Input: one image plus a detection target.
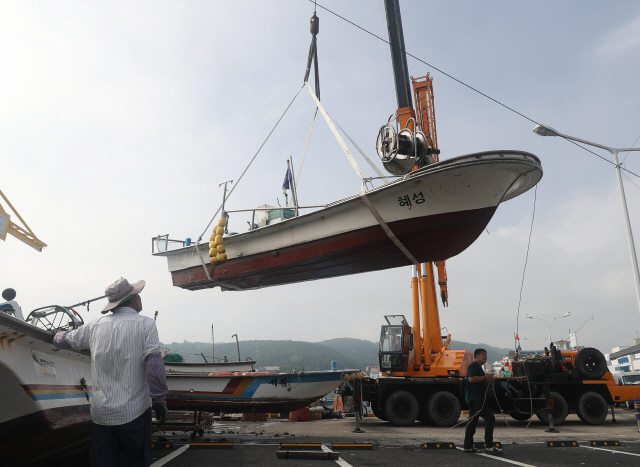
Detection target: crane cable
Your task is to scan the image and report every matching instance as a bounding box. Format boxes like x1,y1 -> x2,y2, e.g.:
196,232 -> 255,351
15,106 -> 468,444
515,185 -> 538,351
197,83 -> 305,242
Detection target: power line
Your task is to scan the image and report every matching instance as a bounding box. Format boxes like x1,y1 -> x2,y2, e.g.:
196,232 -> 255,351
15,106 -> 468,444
621,132 -> 640,164
310,1 -> 640,179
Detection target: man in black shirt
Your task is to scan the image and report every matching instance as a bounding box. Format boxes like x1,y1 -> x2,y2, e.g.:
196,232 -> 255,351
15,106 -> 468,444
463,348 -> 503,455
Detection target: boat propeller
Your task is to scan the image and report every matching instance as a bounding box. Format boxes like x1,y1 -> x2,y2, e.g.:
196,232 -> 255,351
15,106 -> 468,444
376,117 -> 439,175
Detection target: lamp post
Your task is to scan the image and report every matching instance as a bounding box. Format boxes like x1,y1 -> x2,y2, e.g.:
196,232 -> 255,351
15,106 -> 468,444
569,315 -> 594,350
533,124 -> 640,318
525,312 -> 571,343
232,334 -> 241,361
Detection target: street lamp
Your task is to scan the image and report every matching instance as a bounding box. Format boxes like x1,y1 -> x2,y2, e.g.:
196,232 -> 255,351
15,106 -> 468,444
569,315 -> 594,349
533,124 -> 640,318
231,333 -> 241,361
525,312 -> 571,343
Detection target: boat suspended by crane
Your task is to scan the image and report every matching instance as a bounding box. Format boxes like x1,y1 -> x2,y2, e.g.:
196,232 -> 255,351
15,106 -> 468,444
154,3 -> 543,292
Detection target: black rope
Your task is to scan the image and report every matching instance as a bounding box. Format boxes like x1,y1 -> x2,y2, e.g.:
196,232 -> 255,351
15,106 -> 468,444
515,185 -> 538,349
309,1 -> 640,179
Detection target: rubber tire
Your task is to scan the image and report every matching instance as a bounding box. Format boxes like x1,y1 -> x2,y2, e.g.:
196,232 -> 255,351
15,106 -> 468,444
574,348 -> 607,379
509,412 -> 532,421
370,403 -> 388,421
535,391 -> 569,426
575,391 -> 608,425
427,391 -> 462,427
384,390 -> 419,427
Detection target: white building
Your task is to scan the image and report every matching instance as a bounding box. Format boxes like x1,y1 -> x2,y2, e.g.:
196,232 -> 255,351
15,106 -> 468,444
607,337 -> 640,373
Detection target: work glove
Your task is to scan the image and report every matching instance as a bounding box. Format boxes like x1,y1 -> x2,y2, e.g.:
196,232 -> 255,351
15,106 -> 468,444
152,401 -> 168,426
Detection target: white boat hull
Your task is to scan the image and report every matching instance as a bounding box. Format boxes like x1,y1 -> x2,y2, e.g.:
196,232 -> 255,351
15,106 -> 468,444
165,371 -> 348,413
0,313 -> 93,464
156,151 -> 542,291
165,360 -> 256,373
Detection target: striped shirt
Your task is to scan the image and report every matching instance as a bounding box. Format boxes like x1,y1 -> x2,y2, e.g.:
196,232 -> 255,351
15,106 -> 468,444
57,307 -> 167,425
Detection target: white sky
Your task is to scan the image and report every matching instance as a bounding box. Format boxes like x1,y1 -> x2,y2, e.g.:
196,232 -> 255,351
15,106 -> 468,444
2,1 -> 640,355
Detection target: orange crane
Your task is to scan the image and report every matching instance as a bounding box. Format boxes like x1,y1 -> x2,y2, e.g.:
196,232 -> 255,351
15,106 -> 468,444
378,73 -> 472,379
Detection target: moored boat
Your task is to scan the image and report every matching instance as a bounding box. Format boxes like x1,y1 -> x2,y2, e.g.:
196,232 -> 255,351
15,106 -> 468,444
0,297 -> 93,465
164,360 -> 256,373
165,370 -> 353,413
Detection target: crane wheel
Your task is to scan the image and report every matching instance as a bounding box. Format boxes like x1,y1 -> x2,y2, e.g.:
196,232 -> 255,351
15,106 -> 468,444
575,391 -> 608,425
370,404 -> 388,421
574,348 -> 607,379
535,391 -> 568,426
427,391 -> 461,427
384,390 -> 419,426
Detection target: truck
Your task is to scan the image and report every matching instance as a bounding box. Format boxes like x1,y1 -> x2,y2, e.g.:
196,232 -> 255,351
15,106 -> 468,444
360,264 -> 640,426
359,0 -> 640,428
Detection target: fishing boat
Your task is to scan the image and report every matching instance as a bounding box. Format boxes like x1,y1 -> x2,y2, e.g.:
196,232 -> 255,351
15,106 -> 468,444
153,7 -> 543,292
0,291 -> 93,465
165,370 -> 353,413
164,360 -> 256,373
156,150 -> 542,291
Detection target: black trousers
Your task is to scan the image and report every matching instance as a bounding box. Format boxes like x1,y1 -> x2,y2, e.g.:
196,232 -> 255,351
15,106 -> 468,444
90,408 -> 152,467
464,400 -> 495,449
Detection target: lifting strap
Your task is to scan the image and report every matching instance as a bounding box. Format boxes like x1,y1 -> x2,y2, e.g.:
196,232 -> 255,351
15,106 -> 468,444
305,83 -> 418,265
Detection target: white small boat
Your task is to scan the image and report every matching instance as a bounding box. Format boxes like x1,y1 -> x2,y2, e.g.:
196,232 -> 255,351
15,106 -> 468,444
156,151 -> 542,291
165,370 -> 351,413
0,297 -> 93,465
164,360 -> 256,373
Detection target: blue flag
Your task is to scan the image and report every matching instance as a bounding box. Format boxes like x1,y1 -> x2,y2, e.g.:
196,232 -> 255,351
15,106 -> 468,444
517,344 -> 522,351
282,168 -> 292,193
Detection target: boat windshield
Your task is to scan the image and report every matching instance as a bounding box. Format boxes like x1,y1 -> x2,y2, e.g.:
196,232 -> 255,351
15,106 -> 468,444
622,374 -> 640,385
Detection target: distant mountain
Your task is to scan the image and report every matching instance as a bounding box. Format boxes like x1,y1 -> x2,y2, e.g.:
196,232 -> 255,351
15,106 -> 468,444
160,337 -> 511,372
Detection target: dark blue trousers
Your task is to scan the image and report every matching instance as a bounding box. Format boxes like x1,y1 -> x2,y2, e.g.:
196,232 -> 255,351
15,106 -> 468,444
90,408 -> 152,467
464,400 -> 495,449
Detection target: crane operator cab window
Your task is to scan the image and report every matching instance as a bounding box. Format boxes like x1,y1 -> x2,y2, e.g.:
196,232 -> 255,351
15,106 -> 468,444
379,316 -> 413,373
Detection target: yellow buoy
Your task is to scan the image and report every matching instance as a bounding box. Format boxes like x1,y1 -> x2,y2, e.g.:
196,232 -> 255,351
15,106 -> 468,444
216,226 -> 225,235
350,373 -> 357,381
209,248 -> 217,257
343,374 -> 350,381
209,241 -> 216,249
214,235 -> 224,245
210,256 -> 220,265
358,372 -> 365,379
218,218 -> 227,227
219,253 -> 227,262
209,233 -> 216,242
216,244 -> 225,253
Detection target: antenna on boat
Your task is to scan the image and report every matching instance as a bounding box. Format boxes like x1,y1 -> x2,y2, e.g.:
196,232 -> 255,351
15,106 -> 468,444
219,180 -> 233,234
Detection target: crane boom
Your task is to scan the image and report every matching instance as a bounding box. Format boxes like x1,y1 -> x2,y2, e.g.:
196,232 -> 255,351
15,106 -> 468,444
0,189 -> 46,252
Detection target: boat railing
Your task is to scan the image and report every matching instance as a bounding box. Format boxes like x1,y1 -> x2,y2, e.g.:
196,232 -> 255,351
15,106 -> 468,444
222,205 -> 327,232
152,234 -> 190,254
26,305 -> 84,333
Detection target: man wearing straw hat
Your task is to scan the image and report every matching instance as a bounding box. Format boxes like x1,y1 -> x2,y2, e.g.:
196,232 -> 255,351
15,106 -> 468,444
54,278 -> 168,467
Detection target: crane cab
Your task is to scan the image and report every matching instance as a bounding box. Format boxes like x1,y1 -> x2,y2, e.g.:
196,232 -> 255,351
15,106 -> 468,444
379,315 -> 413,374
